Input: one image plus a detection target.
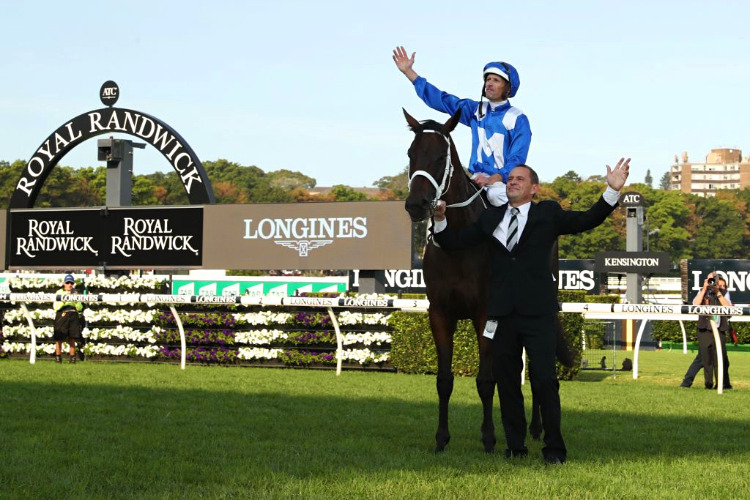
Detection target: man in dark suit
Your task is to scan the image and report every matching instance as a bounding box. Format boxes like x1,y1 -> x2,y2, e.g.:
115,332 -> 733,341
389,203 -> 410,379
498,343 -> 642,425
433,159 -> 630,465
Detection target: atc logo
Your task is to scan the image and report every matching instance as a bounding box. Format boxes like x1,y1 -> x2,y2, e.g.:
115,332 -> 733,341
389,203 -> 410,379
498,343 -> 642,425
99,80 -> 120,107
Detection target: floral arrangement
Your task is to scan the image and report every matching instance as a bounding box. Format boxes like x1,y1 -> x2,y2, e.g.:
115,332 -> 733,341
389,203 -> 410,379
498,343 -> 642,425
1,278 -> 396,369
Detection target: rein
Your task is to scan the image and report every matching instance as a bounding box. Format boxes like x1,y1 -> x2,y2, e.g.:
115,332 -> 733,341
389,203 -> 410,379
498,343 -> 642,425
407,130 -> 485,209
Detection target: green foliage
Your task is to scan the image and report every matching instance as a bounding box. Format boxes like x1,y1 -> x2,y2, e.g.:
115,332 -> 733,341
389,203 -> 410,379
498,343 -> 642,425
328,184 -> 371,201
389,290 -> 597,380
4,156 -> 750,262
652,320 -> 750,344
659,170 -> 671,190
373,166 -> 409,199
388,311 -> 437,374
265,169 -> 316,190
645,169 -> 653,188
690,195 -> 745,258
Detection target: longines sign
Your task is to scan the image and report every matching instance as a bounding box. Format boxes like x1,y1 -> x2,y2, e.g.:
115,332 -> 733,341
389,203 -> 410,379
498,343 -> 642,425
348,260 -> 600,294
8,207 -> 203,269
202,201 -> 411,270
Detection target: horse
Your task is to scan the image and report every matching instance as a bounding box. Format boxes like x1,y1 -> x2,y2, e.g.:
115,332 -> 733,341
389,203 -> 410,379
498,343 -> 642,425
403,108 -> 567,453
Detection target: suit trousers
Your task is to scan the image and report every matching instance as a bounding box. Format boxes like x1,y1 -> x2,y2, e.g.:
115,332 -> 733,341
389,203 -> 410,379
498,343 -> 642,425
493,312 -> 566,460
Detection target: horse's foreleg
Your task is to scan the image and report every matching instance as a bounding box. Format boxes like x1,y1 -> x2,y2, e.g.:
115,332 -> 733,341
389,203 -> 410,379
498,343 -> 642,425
476,333 -> 497,453
430,312 -> 456,453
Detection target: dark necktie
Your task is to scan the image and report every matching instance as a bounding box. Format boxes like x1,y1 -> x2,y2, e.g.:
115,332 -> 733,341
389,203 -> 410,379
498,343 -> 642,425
506,207 -> 519,251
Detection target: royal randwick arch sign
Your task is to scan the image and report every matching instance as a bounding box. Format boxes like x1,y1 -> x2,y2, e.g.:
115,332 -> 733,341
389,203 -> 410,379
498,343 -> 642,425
9,81 -> 214,208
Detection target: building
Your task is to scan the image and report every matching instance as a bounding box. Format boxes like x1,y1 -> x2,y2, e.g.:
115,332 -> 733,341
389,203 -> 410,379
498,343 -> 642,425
669,148 -> 750,196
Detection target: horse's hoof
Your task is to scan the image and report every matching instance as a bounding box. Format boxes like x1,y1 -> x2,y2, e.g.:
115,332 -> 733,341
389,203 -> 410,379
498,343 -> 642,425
530,431 -> 542,441
434,435 -> 450,453
481,434 -> 496,453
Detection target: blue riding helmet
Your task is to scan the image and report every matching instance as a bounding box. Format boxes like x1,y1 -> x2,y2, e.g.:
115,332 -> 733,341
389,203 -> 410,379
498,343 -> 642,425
483,61 -> 520,98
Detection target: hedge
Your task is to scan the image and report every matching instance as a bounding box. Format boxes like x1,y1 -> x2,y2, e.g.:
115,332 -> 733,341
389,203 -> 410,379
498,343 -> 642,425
388,290 -> 614,380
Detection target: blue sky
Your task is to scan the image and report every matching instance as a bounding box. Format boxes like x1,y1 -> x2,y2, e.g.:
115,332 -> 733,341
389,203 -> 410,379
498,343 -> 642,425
2,0 -> 750,189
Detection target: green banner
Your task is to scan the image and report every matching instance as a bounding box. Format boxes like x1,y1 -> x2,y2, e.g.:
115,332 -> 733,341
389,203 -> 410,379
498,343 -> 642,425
172,278 -> 347,297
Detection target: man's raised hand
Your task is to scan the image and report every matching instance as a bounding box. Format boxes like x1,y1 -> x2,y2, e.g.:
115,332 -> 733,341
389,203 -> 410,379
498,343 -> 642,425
606,157 -> 631,191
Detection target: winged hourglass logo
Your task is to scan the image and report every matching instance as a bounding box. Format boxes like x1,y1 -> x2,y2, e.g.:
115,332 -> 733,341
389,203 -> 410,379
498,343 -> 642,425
275,240 -> 333,257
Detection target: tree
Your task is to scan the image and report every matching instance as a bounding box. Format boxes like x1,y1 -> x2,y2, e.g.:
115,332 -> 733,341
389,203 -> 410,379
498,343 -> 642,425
644,190 -> 691,261
659,171 -> 670,190
374,166 -> 409,199
688,195 -> 744,258
644,169 -> 653,188
327,185 -> 370,201
266,169 -> 316,190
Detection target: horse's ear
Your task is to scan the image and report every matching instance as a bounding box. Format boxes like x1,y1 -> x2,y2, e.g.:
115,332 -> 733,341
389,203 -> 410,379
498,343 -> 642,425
403,108 -> 421,132
442,109 -> 462,134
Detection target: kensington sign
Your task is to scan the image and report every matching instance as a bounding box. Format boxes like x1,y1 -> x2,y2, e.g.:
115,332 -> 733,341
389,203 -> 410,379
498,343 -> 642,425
595,251 -> 671,273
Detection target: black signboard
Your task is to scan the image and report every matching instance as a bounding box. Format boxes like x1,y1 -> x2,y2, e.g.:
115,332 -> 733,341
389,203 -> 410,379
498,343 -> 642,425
7,206 -> 203,269
103,207 -> 202,267
595,251 -> 671,273
618,191 -> 644,206
9,209 -> 100,267
687,259 -> 750,305
558,259 -> 599,294
349,260 -> 599,294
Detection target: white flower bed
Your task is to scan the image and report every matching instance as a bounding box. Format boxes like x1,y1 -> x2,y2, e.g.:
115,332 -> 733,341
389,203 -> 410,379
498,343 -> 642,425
7,275 -> 167,291
83,308 -> 158,324
341,331 -> 391,346
339,348 -> 389,364
337,311 -> 391,326
0,283 -> 397,366
3,325 -> 54,339
232,311 -> 293,325
236,347 -> 284,360
234,329 -> 288,345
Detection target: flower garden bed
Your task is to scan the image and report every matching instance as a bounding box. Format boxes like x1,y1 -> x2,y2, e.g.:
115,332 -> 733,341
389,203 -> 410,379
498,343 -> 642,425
0,276 -> 393,370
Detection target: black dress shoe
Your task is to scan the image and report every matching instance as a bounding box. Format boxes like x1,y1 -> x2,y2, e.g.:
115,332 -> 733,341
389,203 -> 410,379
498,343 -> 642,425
544,456 -> 565,466
504,448 -> 528,459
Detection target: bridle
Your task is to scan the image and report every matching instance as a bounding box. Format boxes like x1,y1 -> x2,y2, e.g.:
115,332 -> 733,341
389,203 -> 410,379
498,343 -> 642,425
407,130 -> 485,210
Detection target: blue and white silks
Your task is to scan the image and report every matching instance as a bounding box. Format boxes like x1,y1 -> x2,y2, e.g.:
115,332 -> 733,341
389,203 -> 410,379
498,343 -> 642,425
412,76 -> 531,184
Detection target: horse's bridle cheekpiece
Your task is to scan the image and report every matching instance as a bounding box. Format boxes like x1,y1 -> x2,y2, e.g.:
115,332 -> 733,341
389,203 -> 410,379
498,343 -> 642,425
407,130 -> 483,210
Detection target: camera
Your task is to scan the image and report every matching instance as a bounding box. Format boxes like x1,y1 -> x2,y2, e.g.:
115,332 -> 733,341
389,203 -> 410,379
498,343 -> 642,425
708,277 -> 716,286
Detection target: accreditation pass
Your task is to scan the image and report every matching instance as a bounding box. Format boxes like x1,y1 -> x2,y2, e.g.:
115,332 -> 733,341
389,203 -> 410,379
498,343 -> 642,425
483,319 -> 498,340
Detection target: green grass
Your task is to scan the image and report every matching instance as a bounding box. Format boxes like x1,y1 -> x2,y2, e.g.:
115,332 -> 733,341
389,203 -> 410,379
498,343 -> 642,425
1,351 -> 749,499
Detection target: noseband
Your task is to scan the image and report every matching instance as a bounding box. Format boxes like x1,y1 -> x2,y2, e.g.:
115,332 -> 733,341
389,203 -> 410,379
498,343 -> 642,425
407,130 -> 484,209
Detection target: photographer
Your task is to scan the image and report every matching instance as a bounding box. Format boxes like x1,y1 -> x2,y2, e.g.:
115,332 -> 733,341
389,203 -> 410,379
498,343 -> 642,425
686,273 -> 732,389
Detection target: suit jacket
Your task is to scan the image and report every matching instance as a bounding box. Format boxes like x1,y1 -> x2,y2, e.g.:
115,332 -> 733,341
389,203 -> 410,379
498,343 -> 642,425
434,196 -> 617,317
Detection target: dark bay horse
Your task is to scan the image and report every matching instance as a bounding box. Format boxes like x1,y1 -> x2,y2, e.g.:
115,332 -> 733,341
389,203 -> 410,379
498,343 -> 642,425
403,108 -> 562,453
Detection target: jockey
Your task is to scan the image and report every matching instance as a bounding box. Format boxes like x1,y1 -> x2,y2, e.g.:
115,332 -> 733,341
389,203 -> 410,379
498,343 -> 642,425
392,46 -> 531,206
